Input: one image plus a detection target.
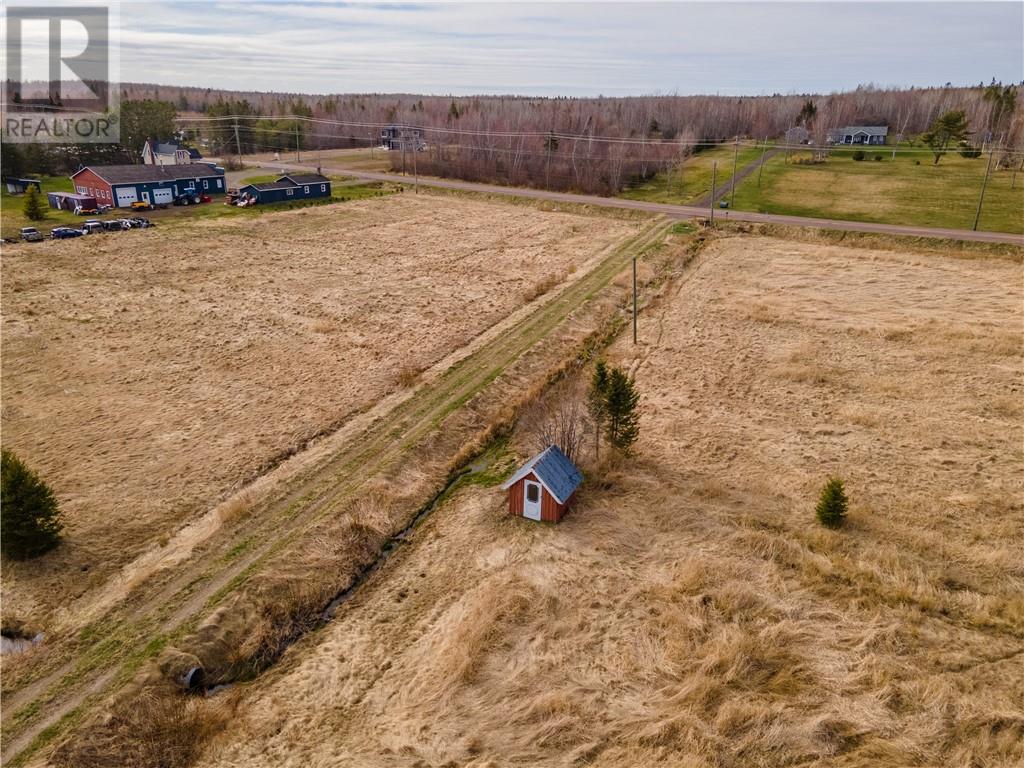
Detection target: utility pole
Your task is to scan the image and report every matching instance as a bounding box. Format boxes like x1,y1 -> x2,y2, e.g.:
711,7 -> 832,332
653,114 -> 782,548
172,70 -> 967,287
729,135 -> 739,204
709,161 -> 717,225
233,117 -> 242,169
1012,157 -> 1023,190
632,256 -> 638,344
412,132 -> 418,194
295,123 -> 300,163
972,149 -> 995,231
757,136 -> 768,187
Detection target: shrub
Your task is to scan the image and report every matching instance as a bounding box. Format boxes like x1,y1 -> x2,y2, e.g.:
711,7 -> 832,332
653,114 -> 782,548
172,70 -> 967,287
22,185 -> 46,221
959,144 -> 982,159
1,450 -> 63,559
873,154 -> 883,161
851,150 -> 866,161
815,477 -> 848,528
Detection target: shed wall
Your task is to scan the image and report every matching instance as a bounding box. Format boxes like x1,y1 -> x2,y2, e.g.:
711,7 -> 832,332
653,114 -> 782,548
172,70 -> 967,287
507,471 -> 569,522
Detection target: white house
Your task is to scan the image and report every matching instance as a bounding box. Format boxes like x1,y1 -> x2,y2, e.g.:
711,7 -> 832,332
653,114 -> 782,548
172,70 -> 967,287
141,139 -> 203,165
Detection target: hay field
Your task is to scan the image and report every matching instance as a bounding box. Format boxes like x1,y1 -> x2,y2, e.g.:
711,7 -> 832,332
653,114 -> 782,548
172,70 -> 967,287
200,236 -> 1023,768
0,194 -> 635,629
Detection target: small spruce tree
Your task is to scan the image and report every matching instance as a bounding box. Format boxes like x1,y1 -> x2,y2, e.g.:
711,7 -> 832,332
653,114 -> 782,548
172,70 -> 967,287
587,360 -> 610,460
22,184 -> 45,222
815,476 -> 848,529
604,367 -> 641,455
1,450 -> 63,559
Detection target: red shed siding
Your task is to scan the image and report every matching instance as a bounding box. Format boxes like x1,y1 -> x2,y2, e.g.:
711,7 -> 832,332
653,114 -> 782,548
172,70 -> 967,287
507,471 -> 571,522
70,168 -> 113,204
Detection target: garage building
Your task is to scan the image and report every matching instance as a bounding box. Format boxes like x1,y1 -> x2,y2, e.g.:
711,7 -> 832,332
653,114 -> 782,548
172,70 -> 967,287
69,163 -> 226,208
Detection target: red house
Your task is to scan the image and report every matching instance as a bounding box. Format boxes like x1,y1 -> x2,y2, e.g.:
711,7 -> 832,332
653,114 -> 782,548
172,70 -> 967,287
501,445 -> 583,523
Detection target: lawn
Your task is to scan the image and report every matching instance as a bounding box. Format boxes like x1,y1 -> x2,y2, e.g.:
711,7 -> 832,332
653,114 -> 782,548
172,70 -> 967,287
0,174 -> 400,239
0,176 -> 87,239
620,143 -> 765,205
730,148 -> 1024,234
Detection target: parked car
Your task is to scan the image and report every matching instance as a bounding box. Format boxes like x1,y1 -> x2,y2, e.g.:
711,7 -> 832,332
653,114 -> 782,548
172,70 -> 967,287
129,217 -> 154,228
101,220 -> 127,232
130,200 -> 153,211
19,227 -> 44,242
51,226 -> 84,239
81,220 -> 104,234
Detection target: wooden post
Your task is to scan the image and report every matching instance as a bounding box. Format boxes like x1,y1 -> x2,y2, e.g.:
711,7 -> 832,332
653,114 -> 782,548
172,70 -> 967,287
757,137 -> 768,187
729,136 -> 739,203
709,161 -> 717,225
233,117 -> 242,169
972,150 -> 994,231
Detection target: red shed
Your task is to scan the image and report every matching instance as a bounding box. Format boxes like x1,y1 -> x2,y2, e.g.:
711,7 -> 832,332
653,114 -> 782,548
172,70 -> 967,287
501,445 -> 583,523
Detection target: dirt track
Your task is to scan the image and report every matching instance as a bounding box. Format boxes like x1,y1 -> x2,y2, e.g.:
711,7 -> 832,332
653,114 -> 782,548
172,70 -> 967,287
199,236 -> 1023,767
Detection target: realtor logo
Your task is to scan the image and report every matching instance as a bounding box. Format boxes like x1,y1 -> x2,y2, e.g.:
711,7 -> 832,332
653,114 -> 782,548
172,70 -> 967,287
3,3 -> 120,142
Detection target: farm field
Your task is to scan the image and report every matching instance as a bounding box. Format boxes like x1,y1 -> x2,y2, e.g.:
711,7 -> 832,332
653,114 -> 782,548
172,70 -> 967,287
731,150 -> 1024,234
0,194 -> 636,633
199,235 -> 1023,767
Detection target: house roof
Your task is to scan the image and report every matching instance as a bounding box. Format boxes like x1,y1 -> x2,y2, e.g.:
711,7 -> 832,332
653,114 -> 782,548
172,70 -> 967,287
73,163 -> 222,185
830,126 -> 889,136
501,445 -> 583,505
280,173 -> 330,185
146,139 -> 202,159
242,181 -> 297,192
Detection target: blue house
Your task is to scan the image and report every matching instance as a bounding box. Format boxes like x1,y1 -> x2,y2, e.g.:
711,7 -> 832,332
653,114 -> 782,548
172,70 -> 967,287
237,173 -> 331,205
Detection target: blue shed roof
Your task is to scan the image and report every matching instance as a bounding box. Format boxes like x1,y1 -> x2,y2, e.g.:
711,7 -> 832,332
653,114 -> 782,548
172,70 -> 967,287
501,445 -> 582,504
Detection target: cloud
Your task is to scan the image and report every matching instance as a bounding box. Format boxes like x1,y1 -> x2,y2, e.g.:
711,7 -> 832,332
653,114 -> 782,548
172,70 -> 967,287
115,1 -> 1024,96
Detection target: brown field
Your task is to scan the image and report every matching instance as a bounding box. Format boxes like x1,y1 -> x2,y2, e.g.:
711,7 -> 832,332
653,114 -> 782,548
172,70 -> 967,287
198,236 -> 1023,767
0,194 -> 635,630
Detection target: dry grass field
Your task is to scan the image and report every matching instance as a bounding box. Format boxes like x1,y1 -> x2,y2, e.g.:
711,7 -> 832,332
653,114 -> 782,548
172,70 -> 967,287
198,236 -> 1023,768
0,194 -> 635,632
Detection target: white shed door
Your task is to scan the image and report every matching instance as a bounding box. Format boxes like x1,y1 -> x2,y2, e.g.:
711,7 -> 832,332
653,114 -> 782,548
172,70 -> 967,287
153,188 -> 174,205
523,481 -> 542,521
115,187 -> 137,206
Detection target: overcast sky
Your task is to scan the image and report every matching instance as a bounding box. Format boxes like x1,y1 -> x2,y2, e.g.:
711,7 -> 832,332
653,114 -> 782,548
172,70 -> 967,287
117,1 -> 1023,96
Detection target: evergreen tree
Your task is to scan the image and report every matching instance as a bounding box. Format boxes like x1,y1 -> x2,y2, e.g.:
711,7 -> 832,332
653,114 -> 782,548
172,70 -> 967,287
587,360 -> 610,460
815,476 -> 848,529
22,185 -> 45,222
1,450 -> 63,559
921,110 -> 970,165
604,367 -> 641,455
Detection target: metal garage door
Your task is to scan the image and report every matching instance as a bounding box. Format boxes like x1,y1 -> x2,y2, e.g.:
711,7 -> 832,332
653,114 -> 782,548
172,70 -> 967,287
115,187 -> 137,206
153,188 -> 174,205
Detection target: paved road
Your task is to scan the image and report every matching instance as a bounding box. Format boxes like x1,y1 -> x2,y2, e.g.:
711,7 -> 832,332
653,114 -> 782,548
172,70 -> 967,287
252,159 -> 1024,246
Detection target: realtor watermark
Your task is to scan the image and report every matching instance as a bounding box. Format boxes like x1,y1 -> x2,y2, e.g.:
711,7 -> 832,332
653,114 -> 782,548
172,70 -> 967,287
2,2 -> 120,143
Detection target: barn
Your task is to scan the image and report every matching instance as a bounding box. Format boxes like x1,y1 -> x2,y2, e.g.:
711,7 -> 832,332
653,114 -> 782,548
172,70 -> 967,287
501,445 -> 583,523
237,173 -> 331,204
69,163 -> 226,208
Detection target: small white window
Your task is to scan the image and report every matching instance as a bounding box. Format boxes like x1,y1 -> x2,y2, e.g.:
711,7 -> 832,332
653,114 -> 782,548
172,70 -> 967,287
320,184 -> 326,192
286,188 -> 294,196
304,186 -> 309,194
216,179 -> 222,188
203,180 -> 208,189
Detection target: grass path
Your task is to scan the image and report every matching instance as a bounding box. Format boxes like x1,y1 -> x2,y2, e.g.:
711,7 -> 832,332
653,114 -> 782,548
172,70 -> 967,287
0,214 -> 670,766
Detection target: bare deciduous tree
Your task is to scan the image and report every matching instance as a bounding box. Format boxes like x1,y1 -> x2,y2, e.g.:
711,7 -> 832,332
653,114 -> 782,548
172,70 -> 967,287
519,381 -> 588,465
